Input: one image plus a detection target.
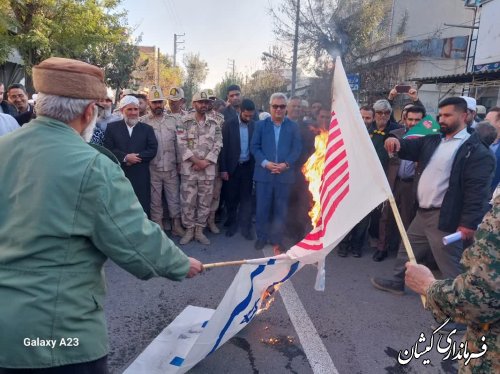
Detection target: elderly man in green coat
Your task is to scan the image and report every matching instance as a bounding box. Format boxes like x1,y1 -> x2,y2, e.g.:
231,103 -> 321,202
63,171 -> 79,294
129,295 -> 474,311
0,57 -> 203,373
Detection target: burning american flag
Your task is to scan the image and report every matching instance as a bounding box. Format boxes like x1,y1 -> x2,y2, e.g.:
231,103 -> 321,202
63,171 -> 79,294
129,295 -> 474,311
124,57 -> 393,374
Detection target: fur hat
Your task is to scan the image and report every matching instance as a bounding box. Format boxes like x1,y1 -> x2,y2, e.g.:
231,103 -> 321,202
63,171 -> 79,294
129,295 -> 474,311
33,57 -> 107,99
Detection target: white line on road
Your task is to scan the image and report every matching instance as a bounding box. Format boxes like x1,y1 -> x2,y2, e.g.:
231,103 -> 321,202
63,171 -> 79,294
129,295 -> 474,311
263,249 -> 339,374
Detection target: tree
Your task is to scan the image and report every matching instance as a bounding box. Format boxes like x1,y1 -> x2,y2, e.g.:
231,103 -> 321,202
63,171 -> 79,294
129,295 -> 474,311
83,39 -> 140,101
242,46 -> 288,110
271,0 -> 390,68
0,0 -> 132,92
181,53 -> 208,105
135,50 -> 183,92
214,73 -> 244,100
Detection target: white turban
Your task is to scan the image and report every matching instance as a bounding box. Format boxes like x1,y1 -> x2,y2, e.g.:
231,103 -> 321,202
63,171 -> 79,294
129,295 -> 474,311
119,95 -> 139,109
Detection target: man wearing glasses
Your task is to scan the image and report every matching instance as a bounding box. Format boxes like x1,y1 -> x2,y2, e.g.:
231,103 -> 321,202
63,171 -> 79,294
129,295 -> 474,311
251,92 -> 302,253
367,100 -> 400,252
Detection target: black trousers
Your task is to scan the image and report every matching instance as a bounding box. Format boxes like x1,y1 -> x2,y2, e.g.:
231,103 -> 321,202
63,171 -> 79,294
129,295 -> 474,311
0,356 -> 108,374
224,161 -> 253,230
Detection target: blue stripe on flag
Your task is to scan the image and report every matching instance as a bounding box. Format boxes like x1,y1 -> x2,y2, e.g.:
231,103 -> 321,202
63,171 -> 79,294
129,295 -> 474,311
206,261 -> 300,356
170,356 -> 184,367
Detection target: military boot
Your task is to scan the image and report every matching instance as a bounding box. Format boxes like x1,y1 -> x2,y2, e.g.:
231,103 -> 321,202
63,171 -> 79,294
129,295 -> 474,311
171,217 -> 185,237
179,227 -> 194,245
207,212 -> 220,234
195,226 -> 211,245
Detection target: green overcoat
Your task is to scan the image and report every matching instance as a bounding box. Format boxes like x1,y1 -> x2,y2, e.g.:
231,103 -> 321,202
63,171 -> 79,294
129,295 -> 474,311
0,116 -> 190,368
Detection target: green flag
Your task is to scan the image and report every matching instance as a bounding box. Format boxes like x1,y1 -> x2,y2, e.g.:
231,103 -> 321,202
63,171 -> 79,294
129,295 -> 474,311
403,115 -> 440,139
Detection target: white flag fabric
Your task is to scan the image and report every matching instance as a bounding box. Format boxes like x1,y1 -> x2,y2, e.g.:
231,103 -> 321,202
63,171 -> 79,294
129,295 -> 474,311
287,56 -> 392,264
124,258 -> 301,374
124,57 -> 392,373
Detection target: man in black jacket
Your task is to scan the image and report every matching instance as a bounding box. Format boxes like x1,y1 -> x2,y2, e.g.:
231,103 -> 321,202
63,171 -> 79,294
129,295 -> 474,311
219,99 -> 256,239
371,97 -> 495,297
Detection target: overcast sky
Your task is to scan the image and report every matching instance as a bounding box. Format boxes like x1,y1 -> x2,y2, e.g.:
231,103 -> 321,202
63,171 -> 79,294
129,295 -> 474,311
119,0 -> 283,88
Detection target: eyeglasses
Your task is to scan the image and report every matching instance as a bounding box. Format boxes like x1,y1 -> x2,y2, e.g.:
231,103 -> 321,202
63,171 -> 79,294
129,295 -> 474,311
375,110 -> 391,115
271,104 -> 286,110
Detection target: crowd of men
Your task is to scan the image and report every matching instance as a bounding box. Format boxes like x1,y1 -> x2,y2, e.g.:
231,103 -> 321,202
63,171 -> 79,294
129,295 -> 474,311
1,78 -> 500,256
1,59 -> 499,372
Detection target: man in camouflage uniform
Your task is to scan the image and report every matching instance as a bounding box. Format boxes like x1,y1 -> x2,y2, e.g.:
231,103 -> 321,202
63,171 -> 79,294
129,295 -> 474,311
167,86 -> 187,119
202,88 -> 225,234
405,194 -> 500,373
177,91 -> 223,245
140,85 -> 184,237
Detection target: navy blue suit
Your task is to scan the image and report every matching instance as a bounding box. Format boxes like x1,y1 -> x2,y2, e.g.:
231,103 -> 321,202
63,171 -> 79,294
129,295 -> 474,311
250,117 -> 302,244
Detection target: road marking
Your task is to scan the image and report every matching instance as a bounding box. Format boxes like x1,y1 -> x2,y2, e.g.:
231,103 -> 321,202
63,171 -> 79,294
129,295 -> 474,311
264,249 -> 338,374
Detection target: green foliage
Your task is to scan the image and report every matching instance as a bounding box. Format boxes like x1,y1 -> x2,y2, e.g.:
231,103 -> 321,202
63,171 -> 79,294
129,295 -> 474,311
214,73 -> 244,100
1,0 -> 134,91
181,52 -> 208,105
135,50 -> 183,93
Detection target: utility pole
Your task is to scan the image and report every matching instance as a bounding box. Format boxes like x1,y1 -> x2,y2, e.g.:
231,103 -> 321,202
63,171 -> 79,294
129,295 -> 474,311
156,47 -> 160,86
291,0 -> 300,96
227,59 -> 235,78
173,33 -> 185,67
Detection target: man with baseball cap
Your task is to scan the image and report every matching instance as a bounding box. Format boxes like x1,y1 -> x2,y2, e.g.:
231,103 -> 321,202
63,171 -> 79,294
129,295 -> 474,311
140,85 -> 185,238
176,91 -> 223,245
0,57 -> 202,373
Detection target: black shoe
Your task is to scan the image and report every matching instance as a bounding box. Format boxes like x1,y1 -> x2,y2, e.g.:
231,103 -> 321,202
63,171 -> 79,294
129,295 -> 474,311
372,250 -> 388,262
370,277 -> 404,295
338,246 -> 349,257
352,248 -> 362,258
241,228 -> 254,240
225,226 -> 237,237
254,239 -> 266,250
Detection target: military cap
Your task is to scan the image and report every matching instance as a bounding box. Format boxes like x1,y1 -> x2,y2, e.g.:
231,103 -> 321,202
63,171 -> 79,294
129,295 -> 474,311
148,85 -> 165,101
192,91 -> 210,102
168,86 -> 185,101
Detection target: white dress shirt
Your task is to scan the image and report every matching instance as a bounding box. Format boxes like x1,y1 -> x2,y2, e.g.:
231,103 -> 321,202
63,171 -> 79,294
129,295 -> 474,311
417,128 -> 470,208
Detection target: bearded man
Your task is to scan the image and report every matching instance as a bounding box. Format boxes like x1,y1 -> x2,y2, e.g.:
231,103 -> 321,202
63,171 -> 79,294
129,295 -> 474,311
104,95 -> 158,217
0,57 -> 202,373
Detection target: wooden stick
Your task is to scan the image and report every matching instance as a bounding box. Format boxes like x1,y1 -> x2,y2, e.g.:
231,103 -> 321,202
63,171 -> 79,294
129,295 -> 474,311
388,195 -> 426,307
203,260 -> 248,269
203,254 -> 291,269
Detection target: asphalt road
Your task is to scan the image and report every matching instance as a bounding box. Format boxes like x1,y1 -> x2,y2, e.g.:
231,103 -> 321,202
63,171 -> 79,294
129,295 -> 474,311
105,228 -> 461,374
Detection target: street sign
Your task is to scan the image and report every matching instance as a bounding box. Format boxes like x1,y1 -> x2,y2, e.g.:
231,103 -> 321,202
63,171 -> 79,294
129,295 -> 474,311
346,73 -> 360,91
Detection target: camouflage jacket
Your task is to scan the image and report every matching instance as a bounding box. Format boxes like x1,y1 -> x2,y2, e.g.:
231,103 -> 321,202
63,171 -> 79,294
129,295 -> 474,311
176,112 -> 222,180
426,194 -> 500,374
140,113 -> 178,172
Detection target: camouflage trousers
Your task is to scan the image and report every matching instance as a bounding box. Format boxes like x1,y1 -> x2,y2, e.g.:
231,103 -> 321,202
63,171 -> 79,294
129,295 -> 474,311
210,175 -> 223,212
150,168 -> 181,228
180,177 -> 214,228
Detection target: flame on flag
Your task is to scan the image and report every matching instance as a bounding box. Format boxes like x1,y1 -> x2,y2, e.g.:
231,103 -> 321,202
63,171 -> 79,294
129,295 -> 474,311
302,129 -> 329,228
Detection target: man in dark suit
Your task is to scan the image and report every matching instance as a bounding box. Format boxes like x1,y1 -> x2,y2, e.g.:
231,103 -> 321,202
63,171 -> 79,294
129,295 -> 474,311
219,99 -> 256,239
104,95 -> 158,217
251,92 -> 302,252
